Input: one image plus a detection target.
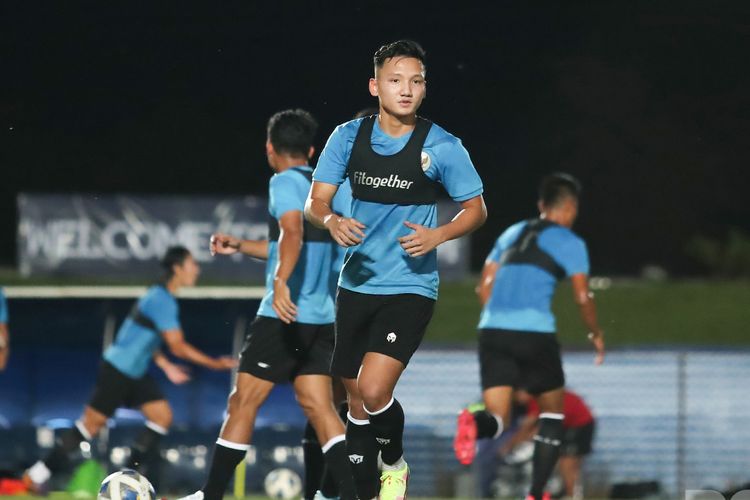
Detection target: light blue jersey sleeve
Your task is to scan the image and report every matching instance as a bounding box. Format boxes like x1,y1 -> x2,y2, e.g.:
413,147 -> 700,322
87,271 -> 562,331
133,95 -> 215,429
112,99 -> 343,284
486,222 -> 527,263
140,289 -> 180,332
0,288 -> 7,323
313,120 -> 360,186
427,132 -> 484,202
539,228 -> 590,277
269,173 -> 307,219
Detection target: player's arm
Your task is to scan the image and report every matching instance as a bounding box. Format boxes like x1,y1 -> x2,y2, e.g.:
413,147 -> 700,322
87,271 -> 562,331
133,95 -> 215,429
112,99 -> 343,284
271,210 -> 305,324
400,194 -> 487,257
305,181 -> 365,247
0,322 -> 9,371
500,415 -> 539,455
210,233 -> 269,260
153,350 -> 191,384
571,273 -> 605,365
161,329 -> 236,370
476,260 -> 500,306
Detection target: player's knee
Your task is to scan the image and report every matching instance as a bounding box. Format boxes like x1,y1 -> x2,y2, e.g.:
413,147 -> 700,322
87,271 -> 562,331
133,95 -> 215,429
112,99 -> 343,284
227,386 -> 264,414
295,392 -> 329,420
359,385 -> 392,413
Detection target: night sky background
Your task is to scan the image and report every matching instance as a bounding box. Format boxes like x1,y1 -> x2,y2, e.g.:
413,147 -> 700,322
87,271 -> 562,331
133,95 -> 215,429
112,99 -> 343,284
2,1 -> 748,276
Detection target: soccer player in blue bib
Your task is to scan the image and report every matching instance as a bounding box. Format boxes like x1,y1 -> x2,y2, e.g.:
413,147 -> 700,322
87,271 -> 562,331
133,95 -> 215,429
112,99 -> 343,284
24,247 -> 236,491
305,41 -> 487,499
0,286 -> 9,371
453,174 -> 605,500
183,109 -> 357,500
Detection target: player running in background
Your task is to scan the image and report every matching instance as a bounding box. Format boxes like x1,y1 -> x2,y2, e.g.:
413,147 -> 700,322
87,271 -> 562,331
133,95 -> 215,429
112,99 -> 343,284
453,173 -> 605,500
181,109 -> 356,500
305,40 -> 486,499
23,246 -> 236,491
0,286 -> 9,371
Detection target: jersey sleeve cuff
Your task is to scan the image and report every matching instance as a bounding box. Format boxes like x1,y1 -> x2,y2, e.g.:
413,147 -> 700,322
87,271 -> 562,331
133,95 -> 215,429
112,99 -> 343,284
451,186 -> 484,202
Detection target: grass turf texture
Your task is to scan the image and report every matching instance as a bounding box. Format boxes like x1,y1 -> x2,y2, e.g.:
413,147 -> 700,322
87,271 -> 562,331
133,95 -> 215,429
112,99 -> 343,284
427,279 -> 750,346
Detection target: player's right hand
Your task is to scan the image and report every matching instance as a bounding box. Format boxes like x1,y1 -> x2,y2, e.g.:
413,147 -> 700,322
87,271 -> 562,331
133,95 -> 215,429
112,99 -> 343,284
325,216 -> 366,247
588,330 -> 605,365
210,233 -> 241,256
163,363 -> 191,385
214,356 -> 238,371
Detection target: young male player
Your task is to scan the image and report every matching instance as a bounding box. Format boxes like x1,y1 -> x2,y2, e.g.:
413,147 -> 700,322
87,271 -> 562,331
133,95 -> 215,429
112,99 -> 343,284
181,109 -> 356,500
23,247 -> 236,490
305,41 -> 486,499
453,173 -> 605,500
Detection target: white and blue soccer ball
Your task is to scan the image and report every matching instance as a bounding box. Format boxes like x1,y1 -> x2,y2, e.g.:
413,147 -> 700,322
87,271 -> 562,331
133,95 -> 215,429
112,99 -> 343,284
97,469 -> 155,500
263,468 -> 302,499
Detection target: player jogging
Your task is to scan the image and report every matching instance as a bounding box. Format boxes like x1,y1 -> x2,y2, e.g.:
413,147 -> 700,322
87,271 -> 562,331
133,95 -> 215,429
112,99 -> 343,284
305,40 -> 486,500
180,109 -> 356,500
453,173 -> 605,500
23,246 -> 236,491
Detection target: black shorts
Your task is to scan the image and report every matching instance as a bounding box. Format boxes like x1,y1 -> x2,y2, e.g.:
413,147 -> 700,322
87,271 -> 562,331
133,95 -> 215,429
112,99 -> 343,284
561,421 -> 595,456
478,328 -> 565,394
238,316 -> 334,383
89,361 -> 165,417
332,288 -> 435,379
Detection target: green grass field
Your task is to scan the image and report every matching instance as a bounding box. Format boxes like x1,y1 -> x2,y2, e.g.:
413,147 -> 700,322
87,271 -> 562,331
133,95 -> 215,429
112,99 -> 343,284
428,279 -> 750,346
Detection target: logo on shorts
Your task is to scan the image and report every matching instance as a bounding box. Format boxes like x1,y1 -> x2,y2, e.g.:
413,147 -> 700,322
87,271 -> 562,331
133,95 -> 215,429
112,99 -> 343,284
386,332 -> 397,343
257,362 -> 270,369
376,437 -> 391,445
348,454 -> 364,464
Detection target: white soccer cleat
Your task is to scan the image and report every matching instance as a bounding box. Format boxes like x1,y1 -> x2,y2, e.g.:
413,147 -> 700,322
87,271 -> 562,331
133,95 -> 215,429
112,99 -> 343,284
175,491 -> 204,500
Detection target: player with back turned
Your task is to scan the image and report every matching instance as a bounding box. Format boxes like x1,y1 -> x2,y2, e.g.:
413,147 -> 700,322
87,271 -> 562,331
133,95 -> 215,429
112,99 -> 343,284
305,40 -> 487,499
453,173 -> 605,500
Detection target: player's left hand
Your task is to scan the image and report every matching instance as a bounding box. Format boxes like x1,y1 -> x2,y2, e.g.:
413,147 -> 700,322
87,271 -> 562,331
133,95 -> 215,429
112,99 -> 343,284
213,356 -> 238,371
399,221 -> 443,257
272,277 -> 298,324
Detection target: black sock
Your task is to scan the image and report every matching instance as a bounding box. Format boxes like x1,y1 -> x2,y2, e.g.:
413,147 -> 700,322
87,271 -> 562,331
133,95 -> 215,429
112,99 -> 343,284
203,441 -> 248,500
127,425 -> 165,470
529,415 -> 564,499
473,410 -> 500,439
302,421 -> 323,499
366,398 -> 404,466
322,437 -> 357,500
317,402 -> 351,498
45,425 -> 88,473
346,414 -> 379,499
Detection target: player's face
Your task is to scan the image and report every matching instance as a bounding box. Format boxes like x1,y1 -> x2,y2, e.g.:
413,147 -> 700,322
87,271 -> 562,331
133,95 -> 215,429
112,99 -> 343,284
370,56 -> 426,119
176,255 -> 201,287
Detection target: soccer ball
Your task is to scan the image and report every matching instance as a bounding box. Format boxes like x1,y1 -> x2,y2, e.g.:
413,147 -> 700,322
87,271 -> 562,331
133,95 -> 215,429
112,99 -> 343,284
97,469 -> 155,500
263,468 -> 302,499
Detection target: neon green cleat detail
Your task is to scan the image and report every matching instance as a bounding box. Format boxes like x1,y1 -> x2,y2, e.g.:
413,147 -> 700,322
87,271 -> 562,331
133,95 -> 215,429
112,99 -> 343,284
378,461 -> 409,500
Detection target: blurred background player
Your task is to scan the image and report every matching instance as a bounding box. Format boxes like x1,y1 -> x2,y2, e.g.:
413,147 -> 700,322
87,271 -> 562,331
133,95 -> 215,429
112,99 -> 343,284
501,389 -> 595,499
306,40 -> 486,499
453,173 -> 605,500
23,246 -> 236,491
0,286 -> 9,371
182,109 -> 356,500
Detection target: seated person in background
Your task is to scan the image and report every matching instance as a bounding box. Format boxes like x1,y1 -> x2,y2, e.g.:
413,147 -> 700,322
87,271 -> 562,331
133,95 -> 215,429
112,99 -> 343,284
502,389 -> 595,499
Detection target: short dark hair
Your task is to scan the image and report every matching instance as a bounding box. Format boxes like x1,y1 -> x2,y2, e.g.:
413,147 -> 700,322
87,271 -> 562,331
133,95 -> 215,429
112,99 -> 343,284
161,245 -> 191,279
266,109 -> 318,157
539,173 -> 581,207
374,40 -> 426,71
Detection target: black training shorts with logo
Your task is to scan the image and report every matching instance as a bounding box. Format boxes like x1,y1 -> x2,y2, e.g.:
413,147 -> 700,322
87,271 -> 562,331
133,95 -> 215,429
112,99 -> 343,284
238,315 -> 335,383
478,328 -> 565,394
89,360 -> 165,417
332,287 -> 436,379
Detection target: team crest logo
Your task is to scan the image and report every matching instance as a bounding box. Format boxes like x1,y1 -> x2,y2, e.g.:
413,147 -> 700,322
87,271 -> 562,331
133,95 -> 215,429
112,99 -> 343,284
420,151 -> 431,172
348,454 -> 364,464
386,332 -> 397,343
376,437 -> 391,445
